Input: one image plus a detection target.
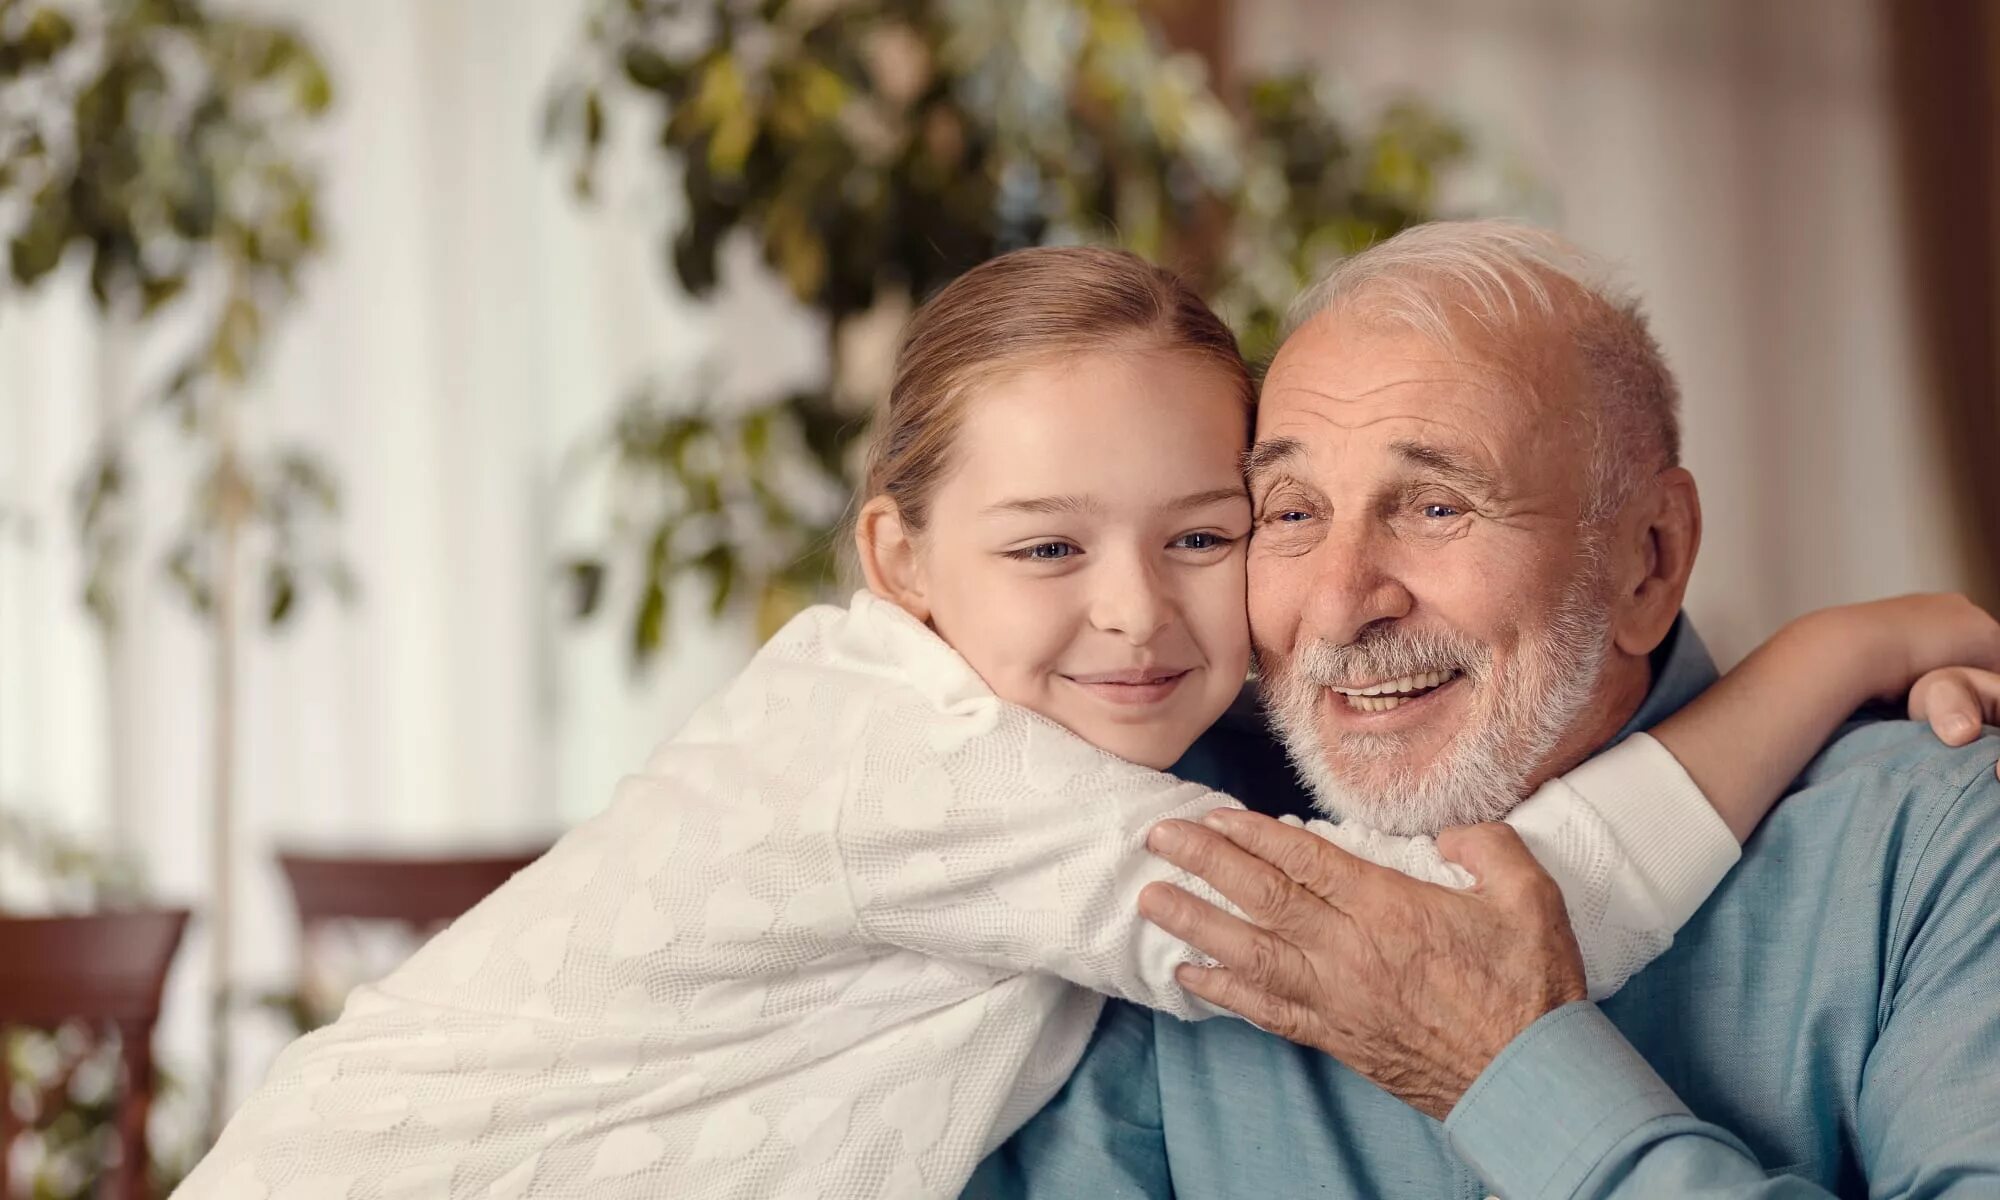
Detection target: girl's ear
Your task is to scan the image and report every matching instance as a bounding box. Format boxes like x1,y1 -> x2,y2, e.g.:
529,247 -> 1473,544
855,495 -> 931,622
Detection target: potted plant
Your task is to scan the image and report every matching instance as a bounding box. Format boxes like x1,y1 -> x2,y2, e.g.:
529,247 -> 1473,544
0,0 -> 346,1142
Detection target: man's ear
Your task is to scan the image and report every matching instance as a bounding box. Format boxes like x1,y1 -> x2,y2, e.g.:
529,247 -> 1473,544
855,494 -> 931,622
1611,466 -> 1702,657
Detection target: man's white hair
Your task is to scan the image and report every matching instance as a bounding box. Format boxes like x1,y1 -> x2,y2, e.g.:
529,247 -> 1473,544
1282,219 -> 1682,523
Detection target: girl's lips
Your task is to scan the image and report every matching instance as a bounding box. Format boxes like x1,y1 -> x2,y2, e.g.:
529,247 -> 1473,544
1063,669 -> 1192,706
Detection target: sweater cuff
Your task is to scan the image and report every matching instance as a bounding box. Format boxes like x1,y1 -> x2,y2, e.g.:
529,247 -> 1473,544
1445,1002 -> 1690,1199
1522,732 -> 1740,930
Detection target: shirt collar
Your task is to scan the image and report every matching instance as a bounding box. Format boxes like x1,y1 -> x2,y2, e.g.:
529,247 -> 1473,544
1614,613 -> 1720,742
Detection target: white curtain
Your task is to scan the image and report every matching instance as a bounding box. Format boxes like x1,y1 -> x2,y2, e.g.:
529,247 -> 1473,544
0,0 -> 827,1112
1235,0 -> 1969,661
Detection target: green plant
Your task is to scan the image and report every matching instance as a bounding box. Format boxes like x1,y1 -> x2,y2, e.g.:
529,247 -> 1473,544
0,0 -> 344,1142
548,0 -> 1476,663
1,0 -> 347,625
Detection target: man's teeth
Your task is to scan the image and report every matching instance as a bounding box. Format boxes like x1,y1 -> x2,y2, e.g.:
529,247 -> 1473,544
1333,670 -> 1456,712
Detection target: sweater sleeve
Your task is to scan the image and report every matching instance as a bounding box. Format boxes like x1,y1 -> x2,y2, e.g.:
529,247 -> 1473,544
833,686 -> 1244,1021
1505,732 -> 1740,998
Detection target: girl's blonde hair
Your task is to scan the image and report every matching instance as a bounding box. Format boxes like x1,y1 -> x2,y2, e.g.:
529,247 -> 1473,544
864,246 -> 1253,532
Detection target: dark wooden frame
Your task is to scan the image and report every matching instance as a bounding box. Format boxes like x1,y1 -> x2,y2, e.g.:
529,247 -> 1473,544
0,909 -> 191,1200
276,849 -> 545,931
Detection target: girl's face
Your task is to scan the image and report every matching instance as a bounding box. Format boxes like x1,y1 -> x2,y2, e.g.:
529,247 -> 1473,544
906,349 -> 1252,769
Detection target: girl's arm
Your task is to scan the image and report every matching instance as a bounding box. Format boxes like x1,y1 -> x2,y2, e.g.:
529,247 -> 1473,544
1651,593 -> 2000,842
1485,593 -> 2000,1000
837,594 -> 2000,1014
836,690 -> 1246,1020
839,688 -> 1714,1014
838,684 -> 1709,1016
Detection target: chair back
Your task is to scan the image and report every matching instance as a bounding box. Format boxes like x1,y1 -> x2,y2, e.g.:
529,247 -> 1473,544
276,849 -> 543,930
0,908 -> 190,1200
274,848 -> 545,1029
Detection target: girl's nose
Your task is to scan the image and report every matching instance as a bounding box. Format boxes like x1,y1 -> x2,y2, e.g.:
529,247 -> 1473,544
1090,560 -> 1174,645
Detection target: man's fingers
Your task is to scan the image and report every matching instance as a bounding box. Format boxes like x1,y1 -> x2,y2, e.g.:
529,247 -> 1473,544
1137,881 -> 1297,989
1173,964 -> 1310,1039
1435,823 -> 1559,905
1147,818 -> 1310,928
1195,808 -> 1373,905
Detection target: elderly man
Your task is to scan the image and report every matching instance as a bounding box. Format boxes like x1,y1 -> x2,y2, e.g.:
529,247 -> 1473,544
967,221 -> 2000,1197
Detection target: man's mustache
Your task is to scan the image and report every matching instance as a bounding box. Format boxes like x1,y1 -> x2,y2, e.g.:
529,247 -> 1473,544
1262,625 -> 1492,690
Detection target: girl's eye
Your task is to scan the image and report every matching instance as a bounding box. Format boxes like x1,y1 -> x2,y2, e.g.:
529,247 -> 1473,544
1174,531 -> 1236,552
1007,541 -> 1076,562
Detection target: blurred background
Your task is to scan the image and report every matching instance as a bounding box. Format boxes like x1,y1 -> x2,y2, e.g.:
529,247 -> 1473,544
1,0 -> 1995,1192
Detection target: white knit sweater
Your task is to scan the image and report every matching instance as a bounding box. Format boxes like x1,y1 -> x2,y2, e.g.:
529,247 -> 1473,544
180,593 -> 1738,1200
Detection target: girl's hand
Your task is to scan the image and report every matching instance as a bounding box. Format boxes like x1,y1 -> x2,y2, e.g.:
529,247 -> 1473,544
1910,668 -> 2000,778
1824,592 -> 2000,779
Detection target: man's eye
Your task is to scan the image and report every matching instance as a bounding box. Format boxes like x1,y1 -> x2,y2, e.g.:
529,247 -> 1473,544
1273,510 -> 1312,523
1421,504 -> 1463,520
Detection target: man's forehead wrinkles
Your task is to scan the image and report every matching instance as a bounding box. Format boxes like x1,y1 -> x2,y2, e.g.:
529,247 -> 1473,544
1265,373 -> 1511,406
1267,406 -> 1463,436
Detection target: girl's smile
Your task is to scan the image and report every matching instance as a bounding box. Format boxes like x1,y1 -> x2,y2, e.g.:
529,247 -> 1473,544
1061,667 -> 1196,709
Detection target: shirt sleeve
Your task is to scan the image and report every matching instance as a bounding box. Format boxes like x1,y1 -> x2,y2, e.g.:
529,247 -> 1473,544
1446,752 -> 2000,1199
1445,1002 -> 1829,1198
1293,732 -> 1737,1001
1853,763 -> 2000,1193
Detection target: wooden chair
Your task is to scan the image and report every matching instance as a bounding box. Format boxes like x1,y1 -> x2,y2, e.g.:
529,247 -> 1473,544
276,850 -> 545,931
274,849 -> 545,1026
0,909 -> 190,1200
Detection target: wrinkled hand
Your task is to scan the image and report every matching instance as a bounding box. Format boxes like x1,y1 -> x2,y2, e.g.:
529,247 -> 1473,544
1138,811 -> 1585,1120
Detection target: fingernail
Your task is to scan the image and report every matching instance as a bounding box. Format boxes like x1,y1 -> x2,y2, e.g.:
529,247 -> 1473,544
1201,810 -> 1233,831
1947,715 -> 1977,739
1148,822 -> 1184,853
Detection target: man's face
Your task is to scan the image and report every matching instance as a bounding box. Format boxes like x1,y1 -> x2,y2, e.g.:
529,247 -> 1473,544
1248,313 -> 1617,835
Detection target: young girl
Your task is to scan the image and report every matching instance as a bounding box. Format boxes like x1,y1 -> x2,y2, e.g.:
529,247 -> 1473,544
182,248 -> 1998,1200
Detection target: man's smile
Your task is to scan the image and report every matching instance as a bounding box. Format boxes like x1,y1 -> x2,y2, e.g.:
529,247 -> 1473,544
1330,669 -> 1461,712
1321,672 -> 1468,727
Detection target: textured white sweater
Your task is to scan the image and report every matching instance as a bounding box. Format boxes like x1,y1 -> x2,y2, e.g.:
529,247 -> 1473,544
180,593 -> 1738,1200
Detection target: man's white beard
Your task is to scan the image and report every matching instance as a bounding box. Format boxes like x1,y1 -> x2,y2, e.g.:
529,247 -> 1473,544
1261,568 -> 1614,836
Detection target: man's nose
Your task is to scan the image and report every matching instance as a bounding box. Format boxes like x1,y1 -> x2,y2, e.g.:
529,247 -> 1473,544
1304,518 -> 1414,645
1090,557 -> 1174,645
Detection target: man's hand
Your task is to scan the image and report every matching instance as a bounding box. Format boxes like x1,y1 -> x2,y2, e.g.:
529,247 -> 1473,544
1137,810 -> 1587,1120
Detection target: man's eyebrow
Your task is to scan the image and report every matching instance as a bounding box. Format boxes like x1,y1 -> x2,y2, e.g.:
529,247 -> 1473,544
1243,436 -> 1304,481
982,494 -> 1099,516
1392,439 -> 1498,491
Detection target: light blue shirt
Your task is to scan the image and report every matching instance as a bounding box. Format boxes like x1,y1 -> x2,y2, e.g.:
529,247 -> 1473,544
965,619 -> 2000,1198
